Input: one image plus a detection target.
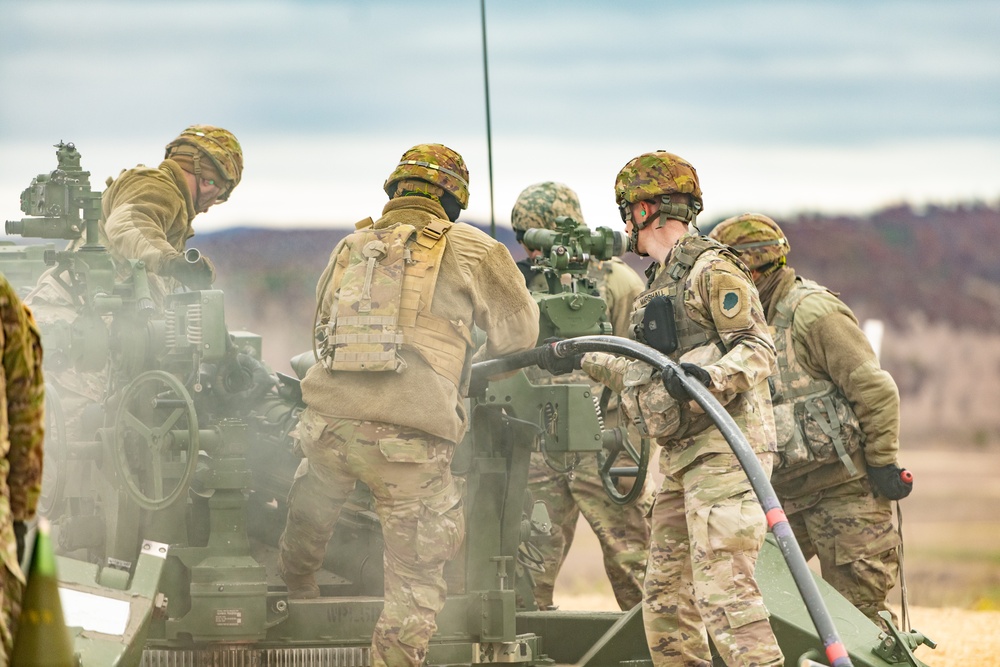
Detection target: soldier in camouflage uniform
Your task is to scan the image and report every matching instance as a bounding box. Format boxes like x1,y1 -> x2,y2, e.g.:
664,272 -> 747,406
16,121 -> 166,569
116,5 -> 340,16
710,213 -> 911,627
583,152 -> 784,666
511,182 -> 652,610
28,124 -> 243,311
24,126 -> 243,440
0,274 -> 45,664
277,144 -> 539,667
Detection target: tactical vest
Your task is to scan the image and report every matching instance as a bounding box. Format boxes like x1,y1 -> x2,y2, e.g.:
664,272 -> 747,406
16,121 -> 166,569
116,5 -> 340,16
631,235 -> 728,359
769,278 -> 863,480
316,219 -> 472,388
629,236 -> 731,441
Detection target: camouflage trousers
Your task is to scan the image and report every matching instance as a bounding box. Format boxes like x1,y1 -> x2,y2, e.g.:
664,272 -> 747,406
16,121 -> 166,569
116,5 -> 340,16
527,451 -> 652,610
783,477 -> 900,627
0,561 -> 24,666
644,451 -> 783,667
278,412 -> 465,667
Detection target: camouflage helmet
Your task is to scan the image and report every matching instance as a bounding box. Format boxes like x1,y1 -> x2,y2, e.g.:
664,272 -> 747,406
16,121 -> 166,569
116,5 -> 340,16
614,151 -> 703,211
709,213 -> 789,270
511,181 -> 585,232
165,125 -> 243,201
384,143 -> 470,209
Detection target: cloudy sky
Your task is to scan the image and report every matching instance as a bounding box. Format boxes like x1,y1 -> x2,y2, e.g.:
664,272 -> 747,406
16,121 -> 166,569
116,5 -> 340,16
2,0 -> 998,234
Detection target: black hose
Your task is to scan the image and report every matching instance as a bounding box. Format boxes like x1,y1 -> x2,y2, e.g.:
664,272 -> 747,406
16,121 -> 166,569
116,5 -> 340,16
472,335 -> 854,667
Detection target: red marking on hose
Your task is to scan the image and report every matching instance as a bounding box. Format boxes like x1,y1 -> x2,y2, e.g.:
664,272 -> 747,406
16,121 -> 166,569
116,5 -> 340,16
826,641 -> 849,664
765,508 -> 787,529
900,469 -> 913,483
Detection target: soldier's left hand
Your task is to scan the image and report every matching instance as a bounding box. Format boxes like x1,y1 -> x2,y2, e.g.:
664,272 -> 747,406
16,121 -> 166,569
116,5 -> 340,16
867,463 -> 913,500
538,338 -> 583,376
662,362 -> 712,401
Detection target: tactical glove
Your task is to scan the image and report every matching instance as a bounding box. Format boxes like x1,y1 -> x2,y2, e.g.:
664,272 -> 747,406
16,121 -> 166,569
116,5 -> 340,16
867,463 -> 913,500
14,520 -> 26,564
538,338 -> 583,376
662,362 -> 712,402
166,253 -> 217,290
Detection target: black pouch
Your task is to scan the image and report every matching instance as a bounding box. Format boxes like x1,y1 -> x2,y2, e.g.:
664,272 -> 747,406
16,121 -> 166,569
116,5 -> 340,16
637,295 -> 677,355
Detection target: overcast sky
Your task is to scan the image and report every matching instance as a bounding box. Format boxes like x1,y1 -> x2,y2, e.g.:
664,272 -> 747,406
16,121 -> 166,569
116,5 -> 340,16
2,0 -> 998,234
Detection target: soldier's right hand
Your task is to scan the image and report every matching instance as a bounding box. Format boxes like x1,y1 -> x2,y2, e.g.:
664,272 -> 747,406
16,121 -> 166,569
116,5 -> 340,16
662,362 -> 712,401
166,253 -> 217,290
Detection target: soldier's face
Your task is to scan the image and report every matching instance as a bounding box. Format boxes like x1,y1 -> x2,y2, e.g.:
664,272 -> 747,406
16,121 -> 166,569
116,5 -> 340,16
195,177 -> 228,213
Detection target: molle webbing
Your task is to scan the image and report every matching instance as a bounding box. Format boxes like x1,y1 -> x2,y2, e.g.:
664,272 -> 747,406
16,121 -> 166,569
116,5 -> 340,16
322,219 -> 470,388
771,279 -> 860,476
634,236 -> 722,357
325,223 -> 414,371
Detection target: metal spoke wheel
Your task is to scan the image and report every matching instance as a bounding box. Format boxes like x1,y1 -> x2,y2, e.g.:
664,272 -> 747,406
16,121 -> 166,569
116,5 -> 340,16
113,370 -> 199,511
38,383 -> 67,517
596,386 -> 650,505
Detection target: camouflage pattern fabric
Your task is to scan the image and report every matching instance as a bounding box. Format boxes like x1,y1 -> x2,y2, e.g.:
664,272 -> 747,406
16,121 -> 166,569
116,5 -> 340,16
384,144 -> 470,209
587,231 -> 782,665
0,275 -> 45,662
510,182 -> 585,232
644,452 -> 783,667
614,151 -> 703,209
320,223 -> 415,373
708,213 -> 789,271
751,266 -> 904,627
784,478 -> 899,628
164,125 -> 243,198
278,412 -> 464,667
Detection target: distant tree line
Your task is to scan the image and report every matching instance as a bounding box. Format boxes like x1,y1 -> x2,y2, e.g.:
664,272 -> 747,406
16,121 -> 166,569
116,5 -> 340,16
200,201 -> 1000,342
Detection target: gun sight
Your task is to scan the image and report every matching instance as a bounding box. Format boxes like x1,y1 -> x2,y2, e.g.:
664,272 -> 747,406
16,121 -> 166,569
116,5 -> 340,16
522,216 -> 624,272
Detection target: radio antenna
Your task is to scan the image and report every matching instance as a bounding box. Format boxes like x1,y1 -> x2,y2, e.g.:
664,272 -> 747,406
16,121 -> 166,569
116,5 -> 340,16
480,0 -> 496,238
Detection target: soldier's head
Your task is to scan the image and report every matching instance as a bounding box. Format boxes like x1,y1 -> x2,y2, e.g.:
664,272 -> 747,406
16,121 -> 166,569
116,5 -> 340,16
165,125 -> 243,213
384,144 -> 469,222
709,213 -> 789,277
511,182 -> 584,256
614,151 -> 703,257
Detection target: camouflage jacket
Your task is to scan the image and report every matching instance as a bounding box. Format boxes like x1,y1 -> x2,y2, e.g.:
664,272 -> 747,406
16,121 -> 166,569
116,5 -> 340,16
302,196 -> 539,444
586,233 -> 777,474
762,269 -> 901,501
0,275 -> 45,582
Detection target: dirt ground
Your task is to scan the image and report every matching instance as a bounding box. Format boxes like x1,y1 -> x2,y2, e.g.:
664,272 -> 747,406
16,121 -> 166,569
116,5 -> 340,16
551,444 -> 1000,666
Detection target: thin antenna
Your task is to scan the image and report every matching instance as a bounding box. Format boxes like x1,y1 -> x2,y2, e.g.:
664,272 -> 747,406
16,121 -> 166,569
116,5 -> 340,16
480,0 -> 496,238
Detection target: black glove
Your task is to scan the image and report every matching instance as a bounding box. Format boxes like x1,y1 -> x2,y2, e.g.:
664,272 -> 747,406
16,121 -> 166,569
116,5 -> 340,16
538,338 -> 583,376
867,463 -> 913,500
662,362 -> 712,402
14,520 -> 26,564
166,253 -> 217,290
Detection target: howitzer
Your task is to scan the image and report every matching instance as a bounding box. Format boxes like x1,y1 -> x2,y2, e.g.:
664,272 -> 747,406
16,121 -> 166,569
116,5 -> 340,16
2,142 -> 935,666
521,215 -> 623,341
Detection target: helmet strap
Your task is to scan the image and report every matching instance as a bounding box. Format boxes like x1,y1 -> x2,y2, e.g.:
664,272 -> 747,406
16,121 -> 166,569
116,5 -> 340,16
658,196 -> 699,228
621,204 -> 649,257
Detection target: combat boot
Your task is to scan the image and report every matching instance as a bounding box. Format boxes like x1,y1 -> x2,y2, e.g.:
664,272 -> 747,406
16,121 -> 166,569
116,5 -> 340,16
281,570 -> 320,599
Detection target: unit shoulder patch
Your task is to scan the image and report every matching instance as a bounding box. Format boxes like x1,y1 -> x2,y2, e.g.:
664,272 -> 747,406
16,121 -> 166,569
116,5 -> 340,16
711,272 -> 751,331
